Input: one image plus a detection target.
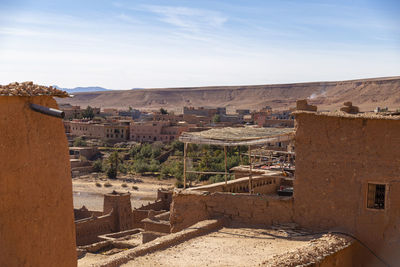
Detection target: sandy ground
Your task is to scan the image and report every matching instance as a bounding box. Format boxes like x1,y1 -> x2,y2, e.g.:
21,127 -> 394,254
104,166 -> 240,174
73,174 -> 174,210
121,225 -> 317,267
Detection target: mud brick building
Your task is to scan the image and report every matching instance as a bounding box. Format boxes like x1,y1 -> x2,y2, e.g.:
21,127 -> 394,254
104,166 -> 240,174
294,111 -> 400,266
0,82 -> 76,267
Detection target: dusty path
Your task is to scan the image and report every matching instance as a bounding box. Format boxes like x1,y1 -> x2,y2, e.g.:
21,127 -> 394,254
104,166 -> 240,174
72,174 -> 173,210
121,226 -> 315,267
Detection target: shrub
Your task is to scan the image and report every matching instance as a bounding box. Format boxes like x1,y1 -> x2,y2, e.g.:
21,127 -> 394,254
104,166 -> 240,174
106,166 -> 117,179
121,183 -> 128,188
104,182 -> 112,187
95,182 -> 102,187
92,159 -> 103,172
132,185 -> 139,190
133,159 -> 149,174
73,137 -> 87,147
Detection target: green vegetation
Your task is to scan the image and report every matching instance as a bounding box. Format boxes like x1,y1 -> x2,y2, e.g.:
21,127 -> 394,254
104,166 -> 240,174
92,159 -> 103,172
73,137 -> 87,147
105,151 -> 123,179
82,106 -> 95,119
88,140 -> 246,187
212,114 -> 221,123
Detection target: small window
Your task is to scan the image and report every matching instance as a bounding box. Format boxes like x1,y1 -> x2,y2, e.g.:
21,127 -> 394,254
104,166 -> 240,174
367,183 -> 386,209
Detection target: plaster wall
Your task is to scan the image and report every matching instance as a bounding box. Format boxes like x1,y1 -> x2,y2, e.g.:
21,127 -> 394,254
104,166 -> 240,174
0,96 -> 76,267
294,113 -> 400,266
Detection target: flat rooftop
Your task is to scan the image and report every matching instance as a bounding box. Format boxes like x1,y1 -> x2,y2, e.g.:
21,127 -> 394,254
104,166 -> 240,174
295,110 -> 400,120
179,126 -> 294,146
121,224 -> 351,267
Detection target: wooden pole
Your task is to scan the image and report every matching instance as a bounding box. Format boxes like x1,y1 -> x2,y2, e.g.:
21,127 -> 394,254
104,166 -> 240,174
224,146 -> 228,185
239,146 -> 242,164
248,145 -> 252,194
183,142 -> 188,189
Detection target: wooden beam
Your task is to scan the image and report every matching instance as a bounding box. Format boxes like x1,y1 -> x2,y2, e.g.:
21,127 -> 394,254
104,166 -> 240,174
248,145 -> 253,194
224,146 -> 228,185
185,171 -> 231,175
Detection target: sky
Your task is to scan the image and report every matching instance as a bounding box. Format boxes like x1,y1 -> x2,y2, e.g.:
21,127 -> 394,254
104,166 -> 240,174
0,0 -> 399,89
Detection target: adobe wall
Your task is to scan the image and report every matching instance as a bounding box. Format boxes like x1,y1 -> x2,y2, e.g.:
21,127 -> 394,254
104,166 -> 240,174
294,112 -> 400,266
190,175 -> 282,194
103,192 -> 134,231
75,214 -> 113,246
316,241 -> 385,267
0,96 -> 76,267
170,190 -> 293,232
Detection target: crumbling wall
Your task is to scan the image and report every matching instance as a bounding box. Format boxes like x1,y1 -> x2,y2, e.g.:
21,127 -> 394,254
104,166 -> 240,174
294,112 -> 400,266
0,96 -> 76,267
170,190 -> 293,232
74,206 -> 93,220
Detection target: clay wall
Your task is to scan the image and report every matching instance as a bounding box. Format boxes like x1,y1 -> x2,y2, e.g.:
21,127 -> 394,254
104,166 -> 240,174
132,210 -> 151,228
170,191 -> 293,232
74,206 -> 93,220
294,112 -> 400,266
138,199 -> 167,211
190,175 -> 281,194
0,96 -> 76,267
75,214 -> 113,246
103,192 -> 134,231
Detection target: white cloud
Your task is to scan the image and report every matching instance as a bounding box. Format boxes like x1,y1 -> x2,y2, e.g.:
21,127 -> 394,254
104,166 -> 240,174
141,5 -> 228,32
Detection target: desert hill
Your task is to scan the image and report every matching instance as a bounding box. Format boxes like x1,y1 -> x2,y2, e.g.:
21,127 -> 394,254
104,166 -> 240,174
57,76 -> 400,112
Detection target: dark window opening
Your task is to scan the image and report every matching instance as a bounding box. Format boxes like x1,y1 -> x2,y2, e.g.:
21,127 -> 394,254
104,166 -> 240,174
367,183 -> 386,209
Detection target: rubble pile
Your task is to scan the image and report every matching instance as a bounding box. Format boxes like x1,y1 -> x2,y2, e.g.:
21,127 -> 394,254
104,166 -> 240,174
262,233 -> 353,267
0,81 -> 68,97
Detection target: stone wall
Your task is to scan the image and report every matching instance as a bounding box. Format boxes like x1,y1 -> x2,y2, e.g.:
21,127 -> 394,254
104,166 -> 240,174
170,190 -> 293,232
294,112 -> 400,266
0,96 -> 76,267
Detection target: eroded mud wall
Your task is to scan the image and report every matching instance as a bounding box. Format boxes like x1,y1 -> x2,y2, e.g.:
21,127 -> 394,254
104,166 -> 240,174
0,96 -> 76,267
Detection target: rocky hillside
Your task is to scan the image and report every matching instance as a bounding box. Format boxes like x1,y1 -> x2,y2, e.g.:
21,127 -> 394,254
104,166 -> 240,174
57,76 -> 400,112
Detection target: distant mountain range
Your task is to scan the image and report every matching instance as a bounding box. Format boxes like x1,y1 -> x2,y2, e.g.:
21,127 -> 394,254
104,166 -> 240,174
53,86 -> 144,93
56,76 -> 400,112
53,86 -> 111,93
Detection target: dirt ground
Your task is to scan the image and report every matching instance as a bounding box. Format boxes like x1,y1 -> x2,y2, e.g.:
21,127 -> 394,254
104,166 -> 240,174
73,174 -> 174,210
121,225 -> 317,267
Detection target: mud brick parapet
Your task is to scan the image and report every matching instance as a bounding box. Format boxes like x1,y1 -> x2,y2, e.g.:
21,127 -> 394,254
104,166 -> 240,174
170,190 -> 293,232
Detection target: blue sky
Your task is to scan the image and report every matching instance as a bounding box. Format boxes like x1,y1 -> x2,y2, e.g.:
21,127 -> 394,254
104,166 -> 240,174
0,0 -> 399,89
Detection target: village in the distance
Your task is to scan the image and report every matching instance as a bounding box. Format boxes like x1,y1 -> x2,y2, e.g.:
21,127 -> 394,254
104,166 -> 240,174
1,0 -> 400,266
1,79 -> 400,266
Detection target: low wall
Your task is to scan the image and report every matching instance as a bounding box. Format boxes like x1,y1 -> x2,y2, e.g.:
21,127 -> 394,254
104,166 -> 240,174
75,214 -> 113,246
170,190 -> 293,232
132,210 -> 165,228
97,219 -> 223,267
189,175 -> 284,194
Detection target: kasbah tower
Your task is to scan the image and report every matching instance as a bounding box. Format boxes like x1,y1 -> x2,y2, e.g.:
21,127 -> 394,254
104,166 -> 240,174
0,82 -> 76,267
